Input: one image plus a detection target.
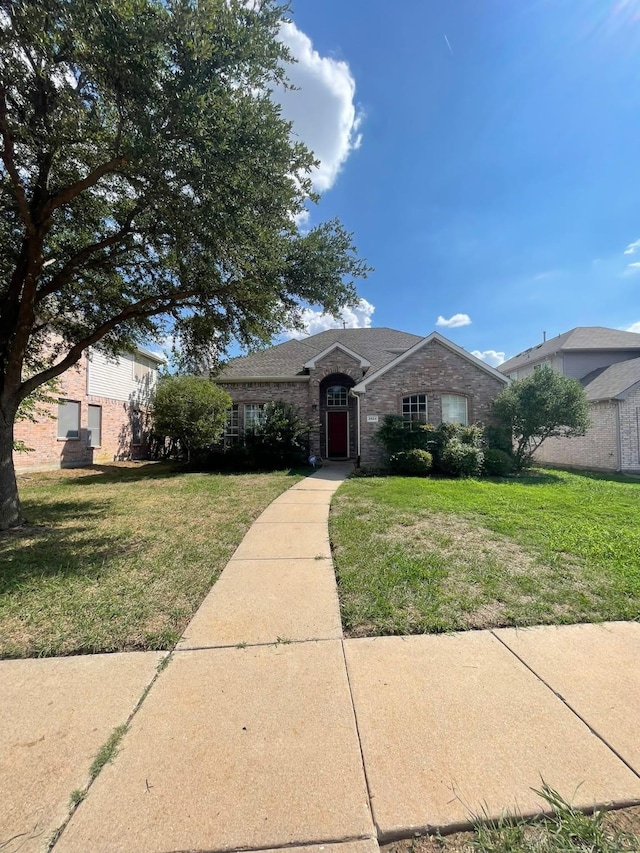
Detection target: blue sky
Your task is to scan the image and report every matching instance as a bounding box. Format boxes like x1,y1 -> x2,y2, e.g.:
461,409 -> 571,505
273,0 -> 640,366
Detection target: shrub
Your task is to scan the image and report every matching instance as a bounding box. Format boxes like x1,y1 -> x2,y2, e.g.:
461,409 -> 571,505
484,423 -> 513,454
151,375 -> 231,462
245,401 -> 308,468
389,448 -> 433,477
439,440 -> 484,478
482,448 -> 514,477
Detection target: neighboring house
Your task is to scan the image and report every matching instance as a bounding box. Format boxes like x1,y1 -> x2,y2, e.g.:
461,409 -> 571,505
499,327 -> 640,473
14,347 -> 165,472
215,328 -> 508,467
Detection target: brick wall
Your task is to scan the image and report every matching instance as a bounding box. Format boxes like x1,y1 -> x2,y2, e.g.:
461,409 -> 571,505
358,339 -> 506,467
619,387 -> 640,472
14,355 -> 150,472
533,401 -> 619,471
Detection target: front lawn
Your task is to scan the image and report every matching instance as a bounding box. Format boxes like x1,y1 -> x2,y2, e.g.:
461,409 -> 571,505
0,463 -> 301,658
330,469 -> 640,636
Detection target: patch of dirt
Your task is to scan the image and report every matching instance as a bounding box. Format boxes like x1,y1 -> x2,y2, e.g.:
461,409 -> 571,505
381,512 -> 539,578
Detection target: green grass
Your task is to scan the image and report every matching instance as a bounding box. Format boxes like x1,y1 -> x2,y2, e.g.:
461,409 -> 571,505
0,462 -> 301,658
388,786 -> 640,852
330,468 -> 640,636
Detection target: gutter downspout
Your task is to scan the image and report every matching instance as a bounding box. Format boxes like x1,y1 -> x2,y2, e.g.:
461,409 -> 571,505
615,399 -> 622,472
349,388 -> 362,467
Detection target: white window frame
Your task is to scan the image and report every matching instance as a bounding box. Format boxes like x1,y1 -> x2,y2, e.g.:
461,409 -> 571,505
326,385 -> 348,407
131,409 -> 143,446
57,399 -> 81,440
224,404 -> 240,445
402,394 -> 428,429
441,394 -> 468,426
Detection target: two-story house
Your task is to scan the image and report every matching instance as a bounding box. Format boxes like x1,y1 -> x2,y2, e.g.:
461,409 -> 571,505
14,346 -> 165,472
499,327 -> 640,473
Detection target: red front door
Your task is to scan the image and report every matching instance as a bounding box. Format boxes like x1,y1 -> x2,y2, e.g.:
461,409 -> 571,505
327,411 -> 348,457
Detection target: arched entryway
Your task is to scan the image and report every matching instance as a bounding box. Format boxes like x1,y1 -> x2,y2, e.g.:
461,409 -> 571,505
319,373 -> 357,459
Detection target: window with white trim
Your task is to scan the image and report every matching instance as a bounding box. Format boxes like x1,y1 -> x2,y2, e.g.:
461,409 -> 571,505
441,394 -> 468,425
402,394 -> 427,428
244,403 -> 265,432
57,400 -> 80,439
224,404 -> 240,444
326,385 -> 348,407
132,410 -> 143,445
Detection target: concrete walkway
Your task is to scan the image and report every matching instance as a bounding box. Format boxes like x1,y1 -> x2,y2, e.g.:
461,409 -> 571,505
3,464 -> 640,853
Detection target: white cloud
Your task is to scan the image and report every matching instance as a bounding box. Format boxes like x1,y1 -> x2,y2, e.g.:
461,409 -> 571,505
276,22 -> 363,193
285,298 -> 375,339
471,349 -> 506,367
625,322 -> 640,334
436,313 -> 472,328
624,238 -> 640,255
622,262 -> 640,276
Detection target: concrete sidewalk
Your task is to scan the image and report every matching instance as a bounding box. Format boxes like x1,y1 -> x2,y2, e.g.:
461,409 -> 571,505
3,463 -> 640,853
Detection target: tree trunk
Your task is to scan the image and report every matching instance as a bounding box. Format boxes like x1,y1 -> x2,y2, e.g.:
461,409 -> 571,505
0,396 -> 23,530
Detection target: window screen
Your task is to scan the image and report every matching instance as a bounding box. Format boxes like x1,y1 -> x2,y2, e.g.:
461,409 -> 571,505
402,394 -> 427,428
87,404 -> 102,447
57,400 -> 80,439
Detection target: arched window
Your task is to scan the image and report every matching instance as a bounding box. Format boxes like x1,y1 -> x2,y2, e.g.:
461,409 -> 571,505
441,394 -> 468,425
327,385 -> 348,407
402,394 -> 427,428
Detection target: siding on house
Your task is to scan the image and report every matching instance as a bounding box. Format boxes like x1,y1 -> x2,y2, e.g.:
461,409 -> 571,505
533,401 -> 620,471
563,350 -> 640,380
87,350 -> 159,404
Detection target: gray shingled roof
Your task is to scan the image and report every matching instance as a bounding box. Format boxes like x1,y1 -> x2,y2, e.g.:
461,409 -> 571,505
217,328 -> 424,379
582,356 -> 640,401
500,327 -> 640,373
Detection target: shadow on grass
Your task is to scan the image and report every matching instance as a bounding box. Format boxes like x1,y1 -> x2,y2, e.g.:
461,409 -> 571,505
0,498 -> 127,595
552,467 -> 640,486
58,462 -> 309,487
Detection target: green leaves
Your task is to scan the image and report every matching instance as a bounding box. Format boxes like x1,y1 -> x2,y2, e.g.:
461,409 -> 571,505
492,366 -> 591,469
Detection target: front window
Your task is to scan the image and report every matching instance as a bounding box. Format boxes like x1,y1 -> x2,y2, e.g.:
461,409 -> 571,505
57,400 -> 80,439
441,394 -> 468,425
327,385 -> 348,407
402,394 -> 427,428
244,403 -> 265,432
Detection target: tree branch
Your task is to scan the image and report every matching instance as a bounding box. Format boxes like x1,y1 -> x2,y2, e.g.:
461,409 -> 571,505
19,289 -> 198,400
43,155 -> 127,215
0,85 -> 35,235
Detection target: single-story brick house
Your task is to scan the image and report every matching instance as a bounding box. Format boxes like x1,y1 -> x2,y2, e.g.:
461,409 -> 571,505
14,346 -> 164,472
499,326 -> 640,473
215,328 -> 509,467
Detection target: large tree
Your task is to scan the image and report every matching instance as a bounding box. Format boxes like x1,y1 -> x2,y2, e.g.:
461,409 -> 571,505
0,0 -> 369,528
492,365 -> 590,470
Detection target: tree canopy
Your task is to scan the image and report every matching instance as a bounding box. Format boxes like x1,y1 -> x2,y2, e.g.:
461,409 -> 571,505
0,0 -> 370,527
492,365 -> 591,469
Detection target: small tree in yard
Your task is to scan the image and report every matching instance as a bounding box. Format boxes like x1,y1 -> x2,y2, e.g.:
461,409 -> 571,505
492,365 -> 590,470
151,376 -> 230,463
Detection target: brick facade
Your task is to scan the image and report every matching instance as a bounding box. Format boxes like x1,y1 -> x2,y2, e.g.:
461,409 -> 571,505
14,354 -> 151,472
357,339 -> 505,466
533,401 -> 620,472
220,337 -> 506,467
618,387 -> 640,472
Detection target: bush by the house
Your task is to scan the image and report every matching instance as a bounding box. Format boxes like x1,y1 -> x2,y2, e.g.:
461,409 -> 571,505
245,401 -> 309,468
483,423 -> 513,454
482,448 -> 514,477
151,375 -> 231,463
376,415 -> 489,478
439,439 -> 484,477
389,448 -> 433,476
